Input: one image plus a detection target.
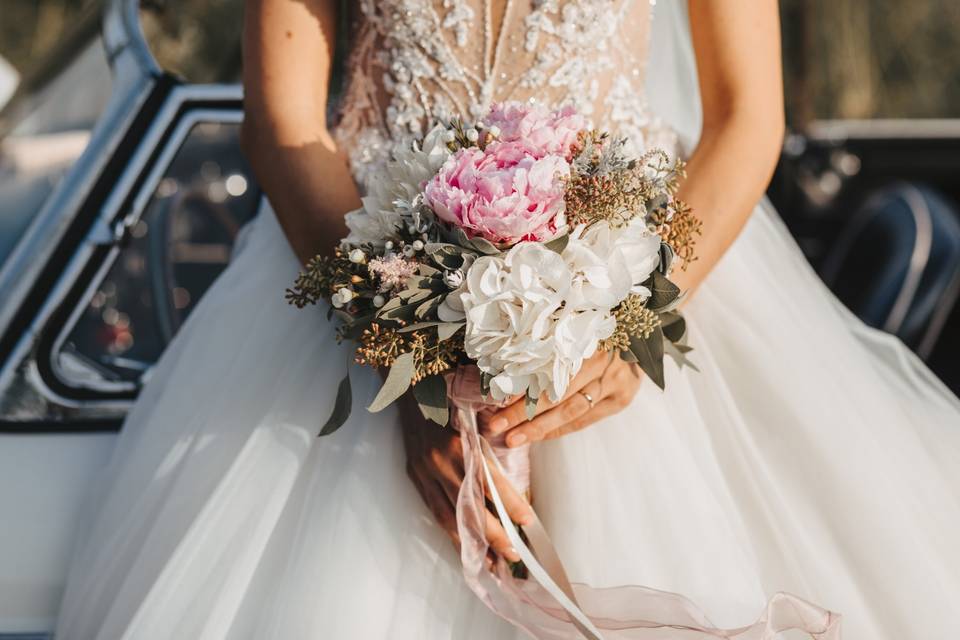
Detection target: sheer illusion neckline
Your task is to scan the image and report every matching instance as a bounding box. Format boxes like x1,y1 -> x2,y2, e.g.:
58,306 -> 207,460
333,0 -> 676,185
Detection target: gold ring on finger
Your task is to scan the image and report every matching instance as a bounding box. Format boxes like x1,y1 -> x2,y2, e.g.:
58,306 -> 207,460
578,390 -> 596,409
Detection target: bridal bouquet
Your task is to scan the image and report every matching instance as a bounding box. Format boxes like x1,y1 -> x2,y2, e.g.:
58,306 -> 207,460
286,104 -> 847,640
288,102 -> 700,432
289,101 -> 708,636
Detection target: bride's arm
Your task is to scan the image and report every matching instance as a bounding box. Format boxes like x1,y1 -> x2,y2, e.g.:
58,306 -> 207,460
241,0 -> 360,264
243,0 -> 532,563
481,0 -> 785,445
671,0 -> 784,292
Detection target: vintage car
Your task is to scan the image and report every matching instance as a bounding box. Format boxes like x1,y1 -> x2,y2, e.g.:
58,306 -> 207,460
0,1 -> 957,637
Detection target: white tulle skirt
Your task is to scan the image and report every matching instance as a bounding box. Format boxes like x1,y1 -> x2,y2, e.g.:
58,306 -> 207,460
55,199 -> 960,639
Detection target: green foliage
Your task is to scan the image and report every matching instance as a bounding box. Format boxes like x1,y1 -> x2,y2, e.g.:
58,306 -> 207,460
319,373 -> 353,436
413,375 -> 449,426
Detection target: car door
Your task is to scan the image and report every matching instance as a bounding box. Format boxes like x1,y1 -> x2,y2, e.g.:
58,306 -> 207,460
0,2 -> 257,634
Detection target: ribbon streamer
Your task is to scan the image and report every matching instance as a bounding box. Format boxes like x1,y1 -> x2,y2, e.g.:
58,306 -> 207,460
446,366 -> 842,640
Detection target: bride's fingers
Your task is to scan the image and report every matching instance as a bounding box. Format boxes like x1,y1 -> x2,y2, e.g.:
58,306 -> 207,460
484,511 -> 521,563
483,457 -> 534,527
523,359 -> 641,444
542,397 -> 622,441
503,379 -> 604,447
480,353 -> 610,436
429,450 -> 524,563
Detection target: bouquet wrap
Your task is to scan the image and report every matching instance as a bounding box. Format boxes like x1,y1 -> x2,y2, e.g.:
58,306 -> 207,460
447,365 -> 841,640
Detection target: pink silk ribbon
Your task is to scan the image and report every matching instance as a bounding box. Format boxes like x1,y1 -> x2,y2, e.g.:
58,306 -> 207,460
446,365 -> 842,639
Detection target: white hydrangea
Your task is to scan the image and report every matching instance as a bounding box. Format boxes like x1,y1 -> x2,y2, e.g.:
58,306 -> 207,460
344,124 -> 452,246
458,219 -> 662,402
568,218 -> 662,301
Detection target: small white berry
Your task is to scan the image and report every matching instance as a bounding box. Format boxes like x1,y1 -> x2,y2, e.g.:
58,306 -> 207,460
348,248 -> 366,264
337,287 -> 355,302
331,293 -> 344,308
443,130 -> 457,143
384,240 -> 394,250
412,240 -> 424,251
476,121 -> 486,129
488,125 -> 501,138
373,294 -> 386,308
466,129 -> 479,142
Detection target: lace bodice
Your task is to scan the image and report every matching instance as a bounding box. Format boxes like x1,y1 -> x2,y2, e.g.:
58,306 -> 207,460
333,0 -> 676,186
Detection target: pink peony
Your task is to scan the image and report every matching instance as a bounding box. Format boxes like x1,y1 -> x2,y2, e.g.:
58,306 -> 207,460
483,102 -> 587,160
424,140 -> 569,245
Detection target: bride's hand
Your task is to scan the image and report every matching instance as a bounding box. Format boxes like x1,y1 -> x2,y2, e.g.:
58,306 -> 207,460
480,353 -> 642,447
399,396 -> 534,566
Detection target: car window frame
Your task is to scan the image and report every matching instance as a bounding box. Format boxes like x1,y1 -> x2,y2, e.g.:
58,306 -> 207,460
43,104 -> 247,400
0,1 -> 254,432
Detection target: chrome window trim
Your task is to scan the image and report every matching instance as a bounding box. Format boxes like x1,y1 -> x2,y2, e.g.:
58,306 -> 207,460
102,0 -> 161,80
0,84 -> 244,423
807,118 -> 960,142
46,106 -> 244,398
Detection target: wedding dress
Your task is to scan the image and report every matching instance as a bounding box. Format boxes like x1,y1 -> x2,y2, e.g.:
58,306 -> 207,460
55,2 -> 960,638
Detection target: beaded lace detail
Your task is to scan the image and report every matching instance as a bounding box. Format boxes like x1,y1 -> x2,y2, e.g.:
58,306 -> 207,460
333,0 -> 676,187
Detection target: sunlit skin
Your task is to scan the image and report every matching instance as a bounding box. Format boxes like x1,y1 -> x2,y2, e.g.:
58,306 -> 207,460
242,0 -> 784,562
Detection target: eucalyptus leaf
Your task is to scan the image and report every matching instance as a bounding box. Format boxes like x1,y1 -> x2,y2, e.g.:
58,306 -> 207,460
629,325 -> 665,389
413,375 -> 449,426
340,322 -> 368,340
425,243 -> 470,270
660,312 -> 687,343
452,228 -> 501,255
543,234 -> 570,255
664,340 -> 700,372
406,289 -> 437,304
399,287 -> 426,301
402,277 -> 438,294
425,242 -> 459,255
379,301 -> 420,323
524,392 -> 539,421
368,352 -> 416,412
332,309 -> 354,323
658,243 -> 675,275
319,373 -> 352,436
415,296 -> 441,319
398,321 -> 445,333
468,236 -> 501,256
646,271 -> 680,311
657,291 -> 687,314
437,322 -> 464,341
378,295 -> 405,314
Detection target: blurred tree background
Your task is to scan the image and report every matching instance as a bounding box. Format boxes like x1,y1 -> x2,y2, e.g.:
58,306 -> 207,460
779,0 -> 960,126
2,0 -> 960,126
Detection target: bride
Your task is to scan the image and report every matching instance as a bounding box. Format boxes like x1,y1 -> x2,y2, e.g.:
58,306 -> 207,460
55,1 -> 960,638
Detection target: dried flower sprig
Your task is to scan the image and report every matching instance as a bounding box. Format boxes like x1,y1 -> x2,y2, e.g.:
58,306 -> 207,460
355,322 -> 466,383
650,198 -> 702,270
599,294 -> 662,353
286,249 -> 360,309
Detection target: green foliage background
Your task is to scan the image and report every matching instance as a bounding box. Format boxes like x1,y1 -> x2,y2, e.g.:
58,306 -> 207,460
2,0 -> 960,125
